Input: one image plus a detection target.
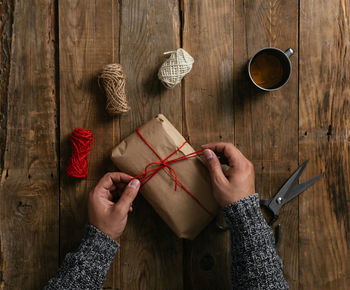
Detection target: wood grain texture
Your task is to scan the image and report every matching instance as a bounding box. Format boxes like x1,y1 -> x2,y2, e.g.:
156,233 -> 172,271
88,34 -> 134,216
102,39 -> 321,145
58,1 -> 120,289
1,1 -> 350,289
299,0 -> 350,288
182,1 -> 233,289
118,1 -> 183,289
0,0 -> 58,289
232,1 -> 299,288
0,9 -> 12,284
0,0 -> 13,172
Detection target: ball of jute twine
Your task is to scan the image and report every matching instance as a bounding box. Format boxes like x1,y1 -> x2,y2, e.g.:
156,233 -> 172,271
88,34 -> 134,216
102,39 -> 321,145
98,64 -> 130,115
158,48 -> 194,89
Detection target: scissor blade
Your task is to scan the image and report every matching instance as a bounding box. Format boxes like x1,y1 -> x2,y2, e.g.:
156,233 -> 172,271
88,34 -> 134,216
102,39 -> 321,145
273,160 -> 309,201
283,174 -> 322,204
264,161 -> 310,216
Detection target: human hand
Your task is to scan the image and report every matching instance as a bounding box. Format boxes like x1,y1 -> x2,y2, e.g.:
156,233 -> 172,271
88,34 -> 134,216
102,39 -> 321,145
201,143 -> 255,207
88,172 -> 140,240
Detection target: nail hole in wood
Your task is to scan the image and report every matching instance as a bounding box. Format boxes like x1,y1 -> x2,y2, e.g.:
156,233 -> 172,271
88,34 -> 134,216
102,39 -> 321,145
327,125 -> 332,141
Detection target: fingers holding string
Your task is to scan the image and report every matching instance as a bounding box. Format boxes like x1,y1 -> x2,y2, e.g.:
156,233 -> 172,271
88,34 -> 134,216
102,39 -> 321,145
110,182 -> 128,202
201,142 -> 246,167
114,179 -> 140,215
95,172 -> 133,192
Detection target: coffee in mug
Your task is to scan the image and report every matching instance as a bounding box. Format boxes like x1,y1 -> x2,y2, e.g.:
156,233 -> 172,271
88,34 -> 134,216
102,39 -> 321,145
248,48 -> 294,91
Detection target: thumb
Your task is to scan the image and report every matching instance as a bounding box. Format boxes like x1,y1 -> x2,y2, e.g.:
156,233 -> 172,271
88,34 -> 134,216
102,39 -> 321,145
203,149 -> 227,185
115,179 -> 140,213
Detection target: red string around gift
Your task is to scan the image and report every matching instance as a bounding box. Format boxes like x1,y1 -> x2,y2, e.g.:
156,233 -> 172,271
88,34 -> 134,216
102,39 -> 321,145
132,128 -> 213,217
66,128 -> 94,179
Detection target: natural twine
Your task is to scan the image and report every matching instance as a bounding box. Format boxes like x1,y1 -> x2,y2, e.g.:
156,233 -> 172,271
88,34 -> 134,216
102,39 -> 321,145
98,64 -> 130,115
158,48 -> 194,89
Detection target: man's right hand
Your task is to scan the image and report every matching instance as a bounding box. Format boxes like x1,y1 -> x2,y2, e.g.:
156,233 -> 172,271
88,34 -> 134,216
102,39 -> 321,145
202,142 -> 255,207
88,172 -> 140,240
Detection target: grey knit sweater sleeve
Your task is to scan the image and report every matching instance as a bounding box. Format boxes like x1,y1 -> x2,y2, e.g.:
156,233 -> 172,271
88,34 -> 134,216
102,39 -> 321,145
45,194 -> 287,290
223,193 -> 289,290
44,224 -> 119,290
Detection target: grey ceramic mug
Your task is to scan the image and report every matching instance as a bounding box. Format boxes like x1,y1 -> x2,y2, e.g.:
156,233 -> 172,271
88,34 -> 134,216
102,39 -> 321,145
248,47 -> 294,91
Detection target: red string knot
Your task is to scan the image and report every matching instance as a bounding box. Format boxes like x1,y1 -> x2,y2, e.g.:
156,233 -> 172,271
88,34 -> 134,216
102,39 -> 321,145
132,127 -> 214,217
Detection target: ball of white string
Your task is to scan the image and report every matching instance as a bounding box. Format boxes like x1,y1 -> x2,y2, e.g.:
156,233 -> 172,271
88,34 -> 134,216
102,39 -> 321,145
158,48 -> 194,89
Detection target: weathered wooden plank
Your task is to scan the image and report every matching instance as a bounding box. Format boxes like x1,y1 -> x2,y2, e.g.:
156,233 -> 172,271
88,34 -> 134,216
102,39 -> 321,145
118,0 -> 182,289
232,1 -> 299,288
182,1 -> 233,289
299,0 -> 350,288
0,0 -> 58,288
58,1 -> 120,289
0,2 -> 12,285
0,0 -> 13,172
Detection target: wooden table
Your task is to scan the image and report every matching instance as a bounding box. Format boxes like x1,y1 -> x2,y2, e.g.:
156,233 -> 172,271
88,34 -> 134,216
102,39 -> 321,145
0,0 -> 349,289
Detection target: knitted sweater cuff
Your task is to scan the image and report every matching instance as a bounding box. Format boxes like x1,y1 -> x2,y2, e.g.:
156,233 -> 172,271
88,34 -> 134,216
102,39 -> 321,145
44,225 -> 120,289
81,224 -> 120,265
222,193 -> 275,249
222,193 -> 266,230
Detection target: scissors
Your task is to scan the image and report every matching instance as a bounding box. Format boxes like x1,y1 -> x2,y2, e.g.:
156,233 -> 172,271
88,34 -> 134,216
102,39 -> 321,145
259,160 -> 322,225
216,160 -> 322,245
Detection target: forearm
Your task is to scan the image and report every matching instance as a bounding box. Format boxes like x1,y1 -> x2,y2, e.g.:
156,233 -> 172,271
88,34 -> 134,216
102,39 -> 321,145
223,193 -> 288,290
45,224 -> 119,290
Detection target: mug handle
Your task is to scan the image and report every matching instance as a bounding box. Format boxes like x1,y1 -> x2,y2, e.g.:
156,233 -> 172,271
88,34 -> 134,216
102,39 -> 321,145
284,48 -> 294,58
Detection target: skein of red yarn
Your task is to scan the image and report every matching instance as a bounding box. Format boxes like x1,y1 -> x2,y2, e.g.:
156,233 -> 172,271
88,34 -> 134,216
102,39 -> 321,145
66,128 -> 94,179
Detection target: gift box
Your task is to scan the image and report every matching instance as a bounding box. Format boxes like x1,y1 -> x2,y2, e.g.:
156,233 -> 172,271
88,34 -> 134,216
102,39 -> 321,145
111,114 -> 219,239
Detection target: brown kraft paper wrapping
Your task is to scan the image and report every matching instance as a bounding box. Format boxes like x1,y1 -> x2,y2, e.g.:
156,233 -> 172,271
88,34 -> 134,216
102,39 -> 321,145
111,114 -> 219,239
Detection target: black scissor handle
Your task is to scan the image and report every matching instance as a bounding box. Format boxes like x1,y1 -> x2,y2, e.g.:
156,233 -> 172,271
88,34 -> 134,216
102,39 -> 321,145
259,199 -> 280,247
274,224 -> 281,247
268,215 -> 279,226
259,199 -> 279,225
215,214 -> 230,231
259,199 -> 270,208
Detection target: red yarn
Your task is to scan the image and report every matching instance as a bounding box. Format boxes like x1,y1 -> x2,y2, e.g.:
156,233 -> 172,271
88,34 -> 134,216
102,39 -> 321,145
66,128 -> 94,179
132,128 -> 213,217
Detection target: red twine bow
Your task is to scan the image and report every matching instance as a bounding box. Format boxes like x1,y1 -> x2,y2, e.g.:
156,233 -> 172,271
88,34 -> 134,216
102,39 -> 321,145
132,128 -> 213,217
66,128 -> 94,179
